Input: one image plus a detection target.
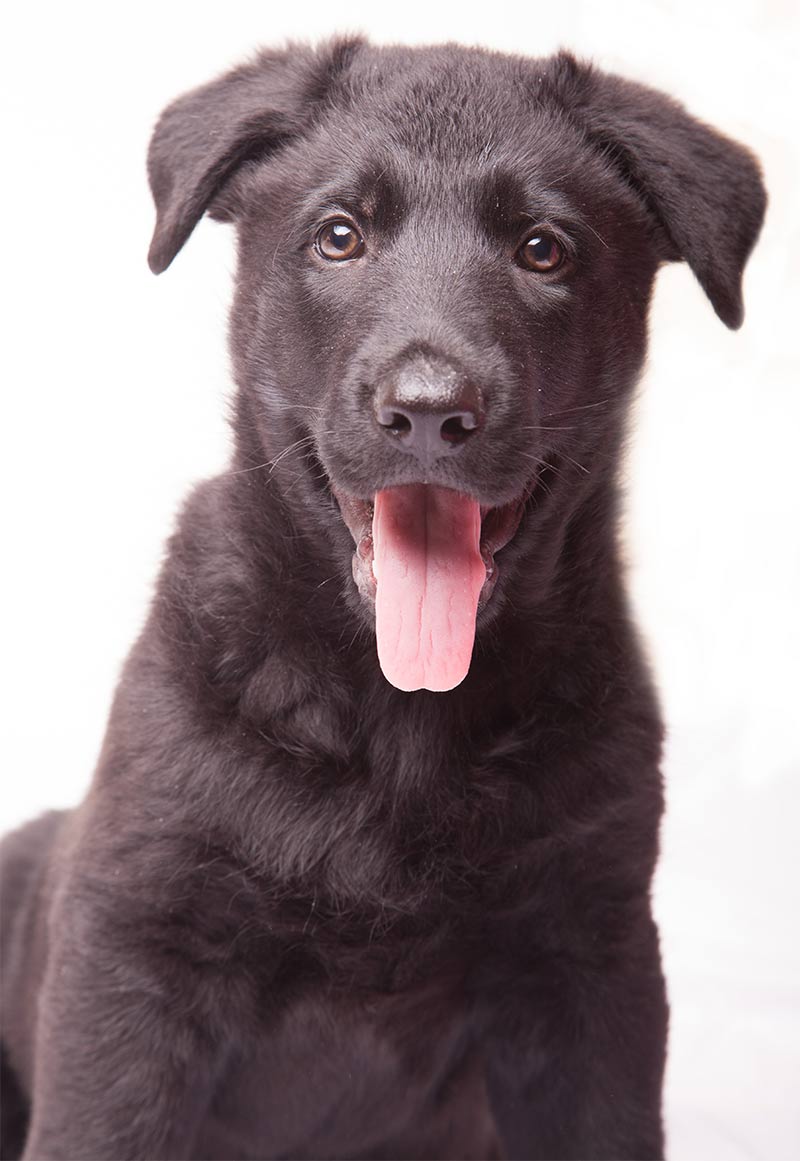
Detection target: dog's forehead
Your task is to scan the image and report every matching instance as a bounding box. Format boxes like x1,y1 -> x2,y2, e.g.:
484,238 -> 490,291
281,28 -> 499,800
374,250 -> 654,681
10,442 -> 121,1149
331,45 -> 577,165
291,56 -> 597,221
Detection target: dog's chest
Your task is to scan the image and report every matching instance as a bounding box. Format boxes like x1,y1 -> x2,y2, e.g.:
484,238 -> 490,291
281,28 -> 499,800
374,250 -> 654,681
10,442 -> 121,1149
195,979 -> 498,1159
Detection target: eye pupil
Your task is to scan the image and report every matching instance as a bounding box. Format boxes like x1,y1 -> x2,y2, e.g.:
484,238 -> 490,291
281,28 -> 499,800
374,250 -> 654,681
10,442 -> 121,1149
529,237 -> 551,261
331,224 -> 353,249
316,220 -> 364,261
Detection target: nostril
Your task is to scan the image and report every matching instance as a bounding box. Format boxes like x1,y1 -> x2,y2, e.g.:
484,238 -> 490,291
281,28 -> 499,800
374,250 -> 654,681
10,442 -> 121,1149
377,409 -> 413,437
440,414 -> 478,444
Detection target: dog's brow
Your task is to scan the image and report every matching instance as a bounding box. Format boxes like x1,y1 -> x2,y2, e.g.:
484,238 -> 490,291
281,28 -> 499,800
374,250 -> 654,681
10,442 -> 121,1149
299,162 -> 405,230
481,167 -> 581,227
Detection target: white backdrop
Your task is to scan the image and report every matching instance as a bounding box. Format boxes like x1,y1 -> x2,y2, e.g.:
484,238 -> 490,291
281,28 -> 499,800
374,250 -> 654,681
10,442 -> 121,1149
2,2 -> 798,1157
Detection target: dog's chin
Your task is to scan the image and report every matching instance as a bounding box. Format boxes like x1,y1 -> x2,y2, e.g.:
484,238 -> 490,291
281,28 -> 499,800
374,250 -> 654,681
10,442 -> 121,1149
331,485 -> 530,612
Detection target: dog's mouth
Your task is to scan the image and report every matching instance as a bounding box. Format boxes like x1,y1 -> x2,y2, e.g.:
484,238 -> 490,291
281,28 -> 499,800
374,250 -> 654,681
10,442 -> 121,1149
332,484 -> 527,693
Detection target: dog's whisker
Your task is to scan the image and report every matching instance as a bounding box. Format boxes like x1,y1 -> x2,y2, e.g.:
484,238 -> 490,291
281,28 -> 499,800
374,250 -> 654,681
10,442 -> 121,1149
266,436 -> 318,472
517,424 -> 577,432
280,468 -> 332,500
224,436 -> 315,476
542,399 -> 611,418
259,401 -> 326,416
560,452 -> 591,474
227,459 -> 278,476
517,452 -> 563,472
225,429 -> 333,479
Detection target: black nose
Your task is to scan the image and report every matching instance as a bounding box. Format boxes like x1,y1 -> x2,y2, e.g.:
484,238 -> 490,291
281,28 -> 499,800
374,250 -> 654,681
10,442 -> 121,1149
375,357 -> 482,463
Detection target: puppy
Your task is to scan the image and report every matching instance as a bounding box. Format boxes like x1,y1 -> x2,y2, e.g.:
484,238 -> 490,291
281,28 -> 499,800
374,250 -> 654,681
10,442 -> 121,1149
0,38 -> 764,1161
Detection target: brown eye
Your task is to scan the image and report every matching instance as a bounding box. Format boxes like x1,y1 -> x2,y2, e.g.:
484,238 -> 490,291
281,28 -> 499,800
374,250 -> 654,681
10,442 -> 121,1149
316,220 -> 364,261
517,232 -> 565,272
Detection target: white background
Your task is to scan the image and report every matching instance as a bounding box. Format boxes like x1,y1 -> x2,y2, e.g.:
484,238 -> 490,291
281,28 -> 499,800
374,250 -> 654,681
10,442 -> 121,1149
2,2 -> 798,1157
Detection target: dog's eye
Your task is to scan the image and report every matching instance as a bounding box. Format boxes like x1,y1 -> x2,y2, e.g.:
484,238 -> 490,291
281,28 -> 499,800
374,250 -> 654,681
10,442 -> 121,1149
316,220 -> 365,262
517,232 -> 564,273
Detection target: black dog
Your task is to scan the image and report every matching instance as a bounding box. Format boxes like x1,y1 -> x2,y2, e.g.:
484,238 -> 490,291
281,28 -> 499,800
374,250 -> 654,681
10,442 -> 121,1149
0,38 -> 764,1161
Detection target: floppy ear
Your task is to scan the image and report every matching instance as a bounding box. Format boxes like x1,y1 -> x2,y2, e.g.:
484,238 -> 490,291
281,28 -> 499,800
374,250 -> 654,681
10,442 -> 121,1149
555,55 -> 766,328
147,37 -> 363,274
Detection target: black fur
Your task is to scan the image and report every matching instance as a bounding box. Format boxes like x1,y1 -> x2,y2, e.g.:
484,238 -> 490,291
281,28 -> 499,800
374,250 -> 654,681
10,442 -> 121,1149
0,38 -> 765,1160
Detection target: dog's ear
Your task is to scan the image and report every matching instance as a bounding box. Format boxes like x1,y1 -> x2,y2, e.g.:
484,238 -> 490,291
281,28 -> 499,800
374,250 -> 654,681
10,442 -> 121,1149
552,54 -> 766,328
147,37 -> 363,274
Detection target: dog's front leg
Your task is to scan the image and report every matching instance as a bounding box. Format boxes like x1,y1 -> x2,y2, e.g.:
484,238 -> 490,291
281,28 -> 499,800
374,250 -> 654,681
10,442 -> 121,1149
21,893 -> 232,1161
479,914 -> 668,1161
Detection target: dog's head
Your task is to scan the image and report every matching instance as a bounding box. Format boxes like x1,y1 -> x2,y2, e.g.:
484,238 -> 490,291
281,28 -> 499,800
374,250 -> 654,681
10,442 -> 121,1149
148,39 -> 765,692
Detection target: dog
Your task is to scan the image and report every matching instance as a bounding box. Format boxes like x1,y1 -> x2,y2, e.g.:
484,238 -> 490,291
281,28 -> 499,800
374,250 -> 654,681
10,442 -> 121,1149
0,37 -> 765,1161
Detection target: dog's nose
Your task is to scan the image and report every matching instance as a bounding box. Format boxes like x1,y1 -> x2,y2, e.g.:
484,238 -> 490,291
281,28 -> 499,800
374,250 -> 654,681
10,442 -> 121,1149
375,360 -> 482,462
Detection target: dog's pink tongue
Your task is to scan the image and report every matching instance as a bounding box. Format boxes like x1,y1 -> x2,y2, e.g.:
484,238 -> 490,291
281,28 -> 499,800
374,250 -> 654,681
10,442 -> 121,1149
373,485 -> 485,692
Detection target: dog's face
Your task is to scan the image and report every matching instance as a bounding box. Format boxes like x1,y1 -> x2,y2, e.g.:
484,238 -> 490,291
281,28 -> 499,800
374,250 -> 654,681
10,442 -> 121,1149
147,40 -> 764,692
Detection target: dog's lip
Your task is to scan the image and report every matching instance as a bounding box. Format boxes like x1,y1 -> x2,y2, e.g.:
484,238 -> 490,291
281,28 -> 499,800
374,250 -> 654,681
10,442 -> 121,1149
331,483 -> 529,608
